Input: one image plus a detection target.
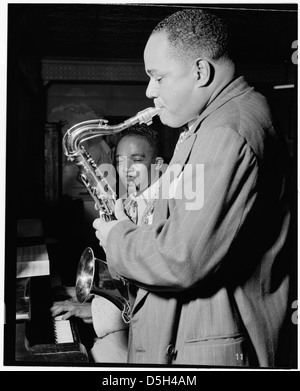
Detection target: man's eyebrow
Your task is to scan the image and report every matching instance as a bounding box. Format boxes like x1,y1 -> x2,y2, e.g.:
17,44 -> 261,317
131,153 -> 146,158
115,153 -> 146,158
146,69 -> 158,76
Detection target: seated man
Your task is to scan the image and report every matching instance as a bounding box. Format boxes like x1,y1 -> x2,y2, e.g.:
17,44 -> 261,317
51,123 -> 164,363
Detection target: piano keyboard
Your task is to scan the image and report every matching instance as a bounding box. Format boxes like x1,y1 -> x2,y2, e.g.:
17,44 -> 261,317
54,316 -> 74,344
23,276 -> 92,363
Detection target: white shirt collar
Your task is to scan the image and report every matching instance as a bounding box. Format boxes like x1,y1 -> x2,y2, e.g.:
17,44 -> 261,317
187,116 -> 199,132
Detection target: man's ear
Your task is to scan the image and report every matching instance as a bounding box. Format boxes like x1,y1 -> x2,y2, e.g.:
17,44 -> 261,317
194,59 -> 212,86
154,157 -> 164,171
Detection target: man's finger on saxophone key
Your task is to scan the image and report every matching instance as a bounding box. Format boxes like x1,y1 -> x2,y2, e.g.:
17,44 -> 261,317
93,218 -> 120,249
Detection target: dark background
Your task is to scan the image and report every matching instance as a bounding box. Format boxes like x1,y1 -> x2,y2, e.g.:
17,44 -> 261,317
5,3 -> 298,367
9,3 -> 297,62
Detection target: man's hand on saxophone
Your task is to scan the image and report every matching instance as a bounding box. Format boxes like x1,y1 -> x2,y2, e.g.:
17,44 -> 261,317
93,198 -> 130,250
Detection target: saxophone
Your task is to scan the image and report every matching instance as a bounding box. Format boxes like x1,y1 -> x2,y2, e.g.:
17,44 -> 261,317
62,107 -> 160,321
63,107 -> 160,221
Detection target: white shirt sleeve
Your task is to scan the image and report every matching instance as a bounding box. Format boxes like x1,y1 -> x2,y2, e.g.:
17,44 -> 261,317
91,296 -> 128,338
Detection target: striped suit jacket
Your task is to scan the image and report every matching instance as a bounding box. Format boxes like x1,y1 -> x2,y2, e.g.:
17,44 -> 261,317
106,76 -> 291,367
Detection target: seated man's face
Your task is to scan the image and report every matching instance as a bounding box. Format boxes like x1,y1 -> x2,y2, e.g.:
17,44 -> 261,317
115,135 -> 156,195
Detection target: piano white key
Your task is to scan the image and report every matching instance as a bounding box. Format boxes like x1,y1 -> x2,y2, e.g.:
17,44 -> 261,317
54,316 -> 74,343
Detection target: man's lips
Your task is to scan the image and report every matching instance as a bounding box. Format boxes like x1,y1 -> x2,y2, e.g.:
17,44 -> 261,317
126,177 -> 140,192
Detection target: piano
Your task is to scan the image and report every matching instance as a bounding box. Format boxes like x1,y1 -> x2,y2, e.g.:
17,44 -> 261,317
15,275 -> 94,364
13,218 -> 94,365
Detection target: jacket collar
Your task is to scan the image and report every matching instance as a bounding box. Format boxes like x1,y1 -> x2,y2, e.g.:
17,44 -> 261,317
187,76 -> 252,138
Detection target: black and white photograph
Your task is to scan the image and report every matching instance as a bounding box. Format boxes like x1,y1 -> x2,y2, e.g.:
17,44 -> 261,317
1,1 -> 298,375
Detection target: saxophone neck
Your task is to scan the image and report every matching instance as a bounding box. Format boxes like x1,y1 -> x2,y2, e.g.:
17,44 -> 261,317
63,107 -> 161,158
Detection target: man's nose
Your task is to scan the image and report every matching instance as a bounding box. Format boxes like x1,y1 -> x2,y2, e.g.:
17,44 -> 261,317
146,78 -> 158,99
126,162 -> 134,174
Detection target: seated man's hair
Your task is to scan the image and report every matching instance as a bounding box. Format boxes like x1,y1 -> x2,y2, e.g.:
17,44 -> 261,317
121,123 -> 160,157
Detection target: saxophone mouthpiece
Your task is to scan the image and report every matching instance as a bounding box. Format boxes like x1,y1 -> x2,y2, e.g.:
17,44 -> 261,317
133,107 -> 161,126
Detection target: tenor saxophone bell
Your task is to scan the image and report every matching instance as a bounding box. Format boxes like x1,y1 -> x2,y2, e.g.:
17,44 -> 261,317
76,247 -> 131,322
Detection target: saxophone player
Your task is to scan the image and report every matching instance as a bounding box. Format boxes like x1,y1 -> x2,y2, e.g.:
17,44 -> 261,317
94,9 -> 292,367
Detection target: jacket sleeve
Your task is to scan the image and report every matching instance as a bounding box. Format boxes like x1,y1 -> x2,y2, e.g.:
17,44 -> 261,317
106,126 -> 259,292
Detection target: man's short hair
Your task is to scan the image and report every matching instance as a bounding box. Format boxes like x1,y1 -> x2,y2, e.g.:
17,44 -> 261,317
120,123 -> 160,157
152,8 -> 230,63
